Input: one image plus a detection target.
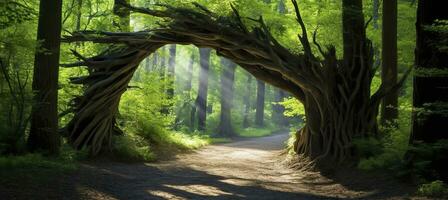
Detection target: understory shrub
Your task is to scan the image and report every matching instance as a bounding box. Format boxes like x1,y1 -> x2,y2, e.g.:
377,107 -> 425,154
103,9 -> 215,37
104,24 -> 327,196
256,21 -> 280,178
115,71 -> 210,161
417,180 -> 448,198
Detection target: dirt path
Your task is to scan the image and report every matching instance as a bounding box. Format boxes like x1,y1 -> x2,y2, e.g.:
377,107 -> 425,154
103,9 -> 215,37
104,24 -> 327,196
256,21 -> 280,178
69,133 -> 418,200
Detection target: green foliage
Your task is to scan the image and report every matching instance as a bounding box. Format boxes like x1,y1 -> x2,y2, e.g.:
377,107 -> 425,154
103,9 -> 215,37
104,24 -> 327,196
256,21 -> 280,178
0,3 -> 37,154
0,151 -> 79,172
0,1 -> 35,29
238,126 -> 281,138
357,98 -> 413,171
406,140 -> 448,182
115,71 -> 209,161
112,134 -> 155,162
417,180 -> 448,198
279,97 -> 305,120
414,68 -> 448,77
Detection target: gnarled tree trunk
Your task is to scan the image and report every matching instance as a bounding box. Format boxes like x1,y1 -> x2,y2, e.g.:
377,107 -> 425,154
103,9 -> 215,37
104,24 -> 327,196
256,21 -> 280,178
62,0 -> 406,164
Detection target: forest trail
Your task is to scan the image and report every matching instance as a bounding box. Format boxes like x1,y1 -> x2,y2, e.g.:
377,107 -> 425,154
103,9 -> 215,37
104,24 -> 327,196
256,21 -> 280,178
71,133 -> 415,200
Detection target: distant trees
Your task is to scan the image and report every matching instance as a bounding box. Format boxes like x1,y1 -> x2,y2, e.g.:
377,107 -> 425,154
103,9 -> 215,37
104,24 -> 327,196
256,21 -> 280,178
196,48 -> 211,131
217,58 -> 237,137
166,44 -> 176,108
28,0 -> 63,155
255,80 -> 265,127
381,0 -> 398,125
243,74 -> 252,128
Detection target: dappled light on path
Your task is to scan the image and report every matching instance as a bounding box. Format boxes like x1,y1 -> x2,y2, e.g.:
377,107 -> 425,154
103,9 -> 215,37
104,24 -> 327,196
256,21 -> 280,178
70,133 -> 411,200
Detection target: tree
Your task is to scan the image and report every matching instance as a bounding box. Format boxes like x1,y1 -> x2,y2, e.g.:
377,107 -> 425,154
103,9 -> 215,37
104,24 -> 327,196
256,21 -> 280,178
255,80 -> 265,127
217,58 -> 237,137
272,89 -> 288,126
113,0 -> 130,31
64,0 -> 408,163
242,74 -> 252,128
166,44 -> 176,101
184,52 -> 195,93
381,0 -> 398,125
196,48 -> 211,131
272,0 -> 289,127
27,0 -> 63,155
410,0 -> 448,181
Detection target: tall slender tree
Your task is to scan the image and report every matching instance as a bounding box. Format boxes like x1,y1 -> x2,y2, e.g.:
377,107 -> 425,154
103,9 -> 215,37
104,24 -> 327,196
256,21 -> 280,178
381,0 -> 398,125
196,48 -> 211,131
410,0 -> 448,182
217,58 -> 237,137
184,52 -> 195,93
242,74 -> 252,128
255,79 -> 265,127
28,0 -> 63,155
166,44 -> 176,100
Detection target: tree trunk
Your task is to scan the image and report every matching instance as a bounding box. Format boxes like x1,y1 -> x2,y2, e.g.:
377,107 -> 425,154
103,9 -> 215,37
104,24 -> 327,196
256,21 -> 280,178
255,79 -> 265,127
166,44 -> 176,100
196,48 -> 211,131
113,0 -> 130,31
76,0 -> 83,32
64,1 -> 391,163
184,52 -> 195,93
217,58 -> 236,137
292,0 -> 377,164
243,74 -> 252,128
27,0 -> 62,155
410,0 -> 448,182
372,0 -> 379,29
380,0 -> 398,125
273,89 -> 288,127
186,52 -> 195,131
278,0 -> 287,14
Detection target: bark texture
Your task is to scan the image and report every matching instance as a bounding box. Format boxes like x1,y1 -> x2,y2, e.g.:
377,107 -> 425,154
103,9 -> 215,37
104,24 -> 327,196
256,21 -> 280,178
62,0 -> 408,164
28,0 -> 62,155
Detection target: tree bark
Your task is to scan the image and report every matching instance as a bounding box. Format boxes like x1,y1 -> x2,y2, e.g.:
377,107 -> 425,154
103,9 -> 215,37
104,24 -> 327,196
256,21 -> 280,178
196,48 -> 210,131
63,1 -> 403,164
28,0 -> 62,155
243,74 -> 252,128
217,58 -> 236,137
255,79 -> 265,127
410,0 -> 448,182
381,0 -> 398,125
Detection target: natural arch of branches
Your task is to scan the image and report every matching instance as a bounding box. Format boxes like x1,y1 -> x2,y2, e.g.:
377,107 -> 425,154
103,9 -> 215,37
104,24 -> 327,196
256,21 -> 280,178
62,0 -> 407,165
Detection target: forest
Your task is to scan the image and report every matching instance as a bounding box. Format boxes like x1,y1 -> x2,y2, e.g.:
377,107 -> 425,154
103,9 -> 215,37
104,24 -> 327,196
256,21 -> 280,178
0,0 -> 447,199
